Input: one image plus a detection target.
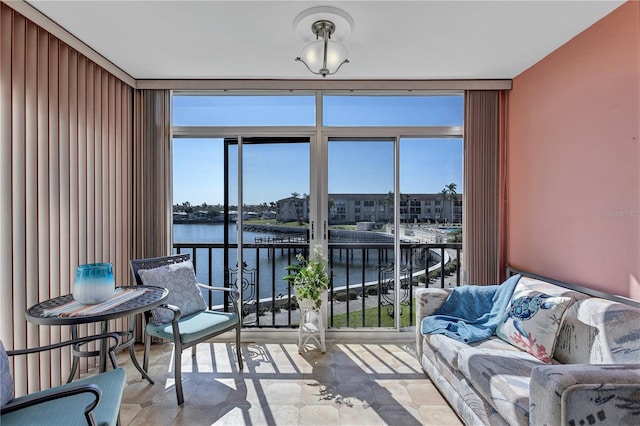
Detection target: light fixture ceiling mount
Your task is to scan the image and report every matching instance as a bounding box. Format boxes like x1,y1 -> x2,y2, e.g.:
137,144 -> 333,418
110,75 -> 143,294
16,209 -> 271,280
293,6 -> 353,78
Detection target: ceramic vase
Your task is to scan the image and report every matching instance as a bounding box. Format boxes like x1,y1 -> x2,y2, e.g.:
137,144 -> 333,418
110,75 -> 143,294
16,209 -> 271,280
73,263 -> 115,304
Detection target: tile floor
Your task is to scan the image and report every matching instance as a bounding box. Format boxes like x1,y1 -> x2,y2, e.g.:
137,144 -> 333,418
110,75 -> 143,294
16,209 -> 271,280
116,341 -> 462,426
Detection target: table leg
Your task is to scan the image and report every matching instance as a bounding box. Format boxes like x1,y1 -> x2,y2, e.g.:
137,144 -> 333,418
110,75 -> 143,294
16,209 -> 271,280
99,321 -> 109,373
67,325 -> 80,383
127,314 -> 155,384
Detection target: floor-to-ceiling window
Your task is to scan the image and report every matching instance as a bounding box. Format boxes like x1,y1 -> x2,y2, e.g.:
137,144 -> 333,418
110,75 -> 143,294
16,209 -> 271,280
171,91 -> 463,333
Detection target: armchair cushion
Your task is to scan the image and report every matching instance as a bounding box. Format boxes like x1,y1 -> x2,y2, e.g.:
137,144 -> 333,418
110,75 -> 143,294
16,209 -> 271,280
146,310 -> 239,345
137,260 -> 207,325
1,367 -> 125,426
0,341 -> 14,406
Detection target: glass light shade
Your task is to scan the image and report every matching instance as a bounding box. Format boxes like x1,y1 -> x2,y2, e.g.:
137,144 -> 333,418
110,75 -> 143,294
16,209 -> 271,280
299,40 -> 348,74
73,262 -> 115,304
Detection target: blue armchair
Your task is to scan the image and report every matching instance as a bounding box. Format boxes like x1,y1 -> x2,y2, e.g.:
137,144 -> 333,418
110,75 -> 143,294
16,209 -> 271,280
1,333 -> 126,426
130,254 -> 243,405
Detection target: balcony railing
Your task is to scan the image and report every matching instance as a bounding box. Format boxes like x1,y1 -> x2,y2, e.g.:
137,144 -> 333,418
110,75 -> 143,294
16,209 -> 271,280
173,241 -> 462,328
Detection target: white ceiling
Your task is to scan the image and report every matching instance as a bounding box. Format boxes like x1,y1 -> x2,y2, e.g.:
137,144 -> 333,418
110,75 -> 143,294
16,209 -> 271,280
26,0 -> 624,80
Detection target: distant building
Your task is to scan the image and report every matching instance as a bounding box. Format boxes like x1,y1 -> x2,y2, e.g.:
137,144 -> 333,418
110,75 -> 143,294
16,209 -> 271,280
172,210 -> 225,223
190,210 -> 209,220
173,211 -> 188,222
276,193 -> 462,224
277,196 -> 309,223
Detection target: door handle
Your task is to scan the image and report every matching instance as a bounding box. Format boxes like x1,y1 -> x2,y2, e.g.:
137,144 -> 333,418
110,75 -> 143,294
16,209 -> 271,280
323,221 -> 327,240
311,221 -> 315,239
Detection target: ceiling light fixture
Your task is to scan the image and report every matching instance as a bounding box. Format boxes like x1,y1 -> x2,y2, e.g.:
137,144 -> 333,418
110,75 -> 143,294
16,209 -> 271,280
295,19 -> 349,77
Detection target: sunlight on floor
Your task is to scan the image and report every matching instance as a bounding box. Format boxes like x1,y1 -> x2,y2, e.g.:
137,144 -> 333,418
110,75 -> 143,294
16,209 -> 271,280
117,341 -> 462,426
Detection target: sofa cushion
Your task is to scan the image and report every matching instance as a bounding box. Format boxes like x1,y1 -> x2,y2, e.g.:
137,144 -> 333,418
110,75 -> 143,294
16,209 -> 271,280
423,333 -> 521,370
554,297 -> 640,364
420,337 -> 509,426
496,285 -> 572,362
458,347 -> 547,426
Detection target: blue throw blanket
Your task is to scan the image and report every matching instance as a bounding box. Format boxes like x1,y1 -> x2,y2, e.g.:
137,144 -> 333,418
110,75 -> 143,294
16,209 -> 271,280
421,274 -> 521,343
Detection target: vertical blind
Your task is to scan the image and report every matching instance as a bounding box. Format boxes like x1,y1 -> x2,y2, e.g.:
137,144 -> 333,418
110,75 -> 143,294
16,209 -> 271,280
463,90 -> 503,285
0,4 -> 134,395
132,89 -> 172,261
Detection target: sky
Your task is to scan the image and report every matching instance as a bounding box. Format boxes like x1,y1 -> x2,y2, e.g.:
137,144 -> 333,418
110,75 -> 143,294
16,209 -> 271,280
172,95 -> 463,206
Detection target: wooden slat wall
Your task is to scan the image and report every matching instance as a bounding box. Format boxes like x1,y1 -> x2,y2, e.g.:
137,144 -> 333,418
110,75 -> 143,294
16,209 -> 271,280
0,4 -> 134,396
463,90 -> 502,285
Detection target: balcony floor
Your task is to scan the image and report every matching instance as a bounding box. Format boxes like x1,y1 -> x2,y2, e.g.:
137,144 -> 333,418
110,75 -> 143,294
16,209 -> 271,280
115,341 -> 462,425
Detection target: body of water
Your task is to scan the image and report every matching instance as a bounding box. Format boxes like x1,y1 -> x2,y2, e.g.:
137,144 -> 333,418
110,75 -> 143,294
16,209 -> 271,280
173,223 -> 427,306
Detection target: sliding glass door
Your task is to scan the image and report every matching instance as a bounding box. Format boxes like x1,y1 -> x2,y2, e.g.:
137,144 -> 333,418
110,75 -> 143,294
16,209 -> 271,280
226,137 -> 312,326
326,138 -> 397,328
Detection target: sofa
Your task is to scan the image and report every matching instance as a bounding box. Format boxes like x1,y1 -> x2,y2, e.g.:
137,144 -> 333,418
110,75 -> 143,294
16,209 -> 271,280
415,271 -> 640,426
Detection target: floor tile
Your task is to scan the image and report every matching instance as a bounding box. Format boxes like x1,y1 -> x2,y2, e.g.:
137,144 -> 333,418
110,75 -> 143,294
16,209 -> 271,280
116,341 -> 462,425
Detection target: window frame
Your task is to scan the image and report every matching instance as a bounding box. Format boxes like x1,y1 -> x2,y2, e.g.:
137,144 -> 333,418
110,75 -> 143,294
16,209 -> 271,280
171,89 -> 464,334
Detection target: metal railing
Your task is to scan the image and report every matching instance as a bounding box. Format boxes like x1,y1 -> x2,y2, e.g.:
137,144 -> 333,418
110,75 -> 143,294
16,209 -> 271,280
173,241 -> 462,328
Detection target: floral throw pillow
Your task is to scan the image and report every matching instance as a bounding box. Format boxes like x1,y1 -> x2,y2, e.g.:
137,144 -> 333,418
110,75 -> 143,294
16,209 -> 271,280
496,287 -> 572,363
0,340 -> 14,407
138,260 -> 207,325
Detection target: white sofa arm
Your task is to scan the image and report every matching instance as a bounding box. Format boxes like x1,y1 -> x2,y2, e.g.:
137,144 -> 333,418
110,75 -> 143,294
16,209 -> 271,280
529,364 -> 640,426
415,288 -> 451,319
415,288 -> 451,360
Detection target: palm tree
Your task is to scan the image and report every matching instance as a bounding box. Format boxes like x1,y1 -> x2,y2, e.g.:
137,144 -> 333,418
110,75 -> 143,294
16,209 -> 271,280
384,191 -> 412,223
385,191 -> 394,223
441,183 -> 458,223
328,198 -> 335,220
401,193 -> 410,223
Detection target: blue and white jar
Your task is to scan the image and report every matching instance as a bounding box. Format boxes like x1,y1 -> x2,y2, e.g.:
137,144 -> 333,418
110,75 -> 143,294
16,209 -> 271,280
73,263 -> 115,304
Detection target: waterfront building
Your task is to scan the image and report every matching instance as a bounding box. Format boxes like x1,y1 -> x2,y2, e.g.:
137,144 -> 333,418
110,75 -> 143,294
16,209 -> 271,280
277,195 -> 310,223
277,193 -> 463,225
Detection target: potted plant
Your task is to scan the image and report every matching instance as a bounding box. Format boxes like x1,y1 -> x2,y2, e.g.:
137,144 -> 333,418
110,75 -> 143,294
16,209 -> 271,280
284,245 -> 330,310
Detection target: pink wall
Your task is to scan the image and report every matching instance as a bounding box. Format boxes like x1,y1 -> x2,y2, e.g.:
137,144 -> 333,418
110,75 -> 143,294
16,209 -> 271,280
507,1 -> 640,299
